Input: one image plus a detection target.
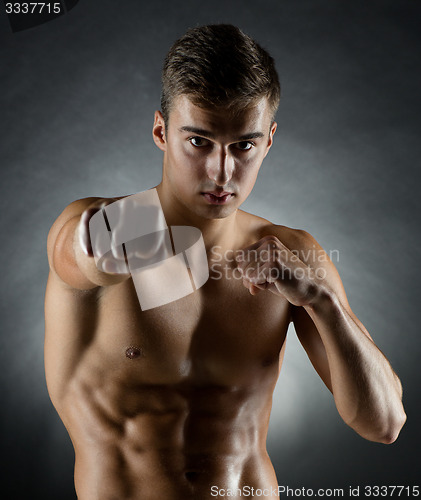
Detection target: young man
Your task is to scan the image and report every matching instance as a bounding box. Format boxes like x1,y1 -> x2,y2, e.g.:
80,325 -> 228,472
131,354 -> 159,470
45,25 -> 406,499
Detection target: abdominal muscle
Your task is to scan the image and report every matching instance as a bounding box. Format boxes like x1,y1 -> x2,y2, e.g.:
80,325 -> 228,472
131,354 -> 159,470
61,348 -> 280,500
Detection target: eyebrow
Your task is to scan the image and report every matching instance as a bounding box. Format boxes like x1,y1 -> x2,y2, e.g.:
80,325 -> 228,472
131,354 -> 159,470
179,126 -> 265,141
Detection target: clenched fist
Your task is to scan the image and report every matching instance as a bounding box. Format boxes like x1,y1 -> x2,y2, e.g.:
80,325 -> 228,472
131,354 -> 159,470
235,235 -> 325,307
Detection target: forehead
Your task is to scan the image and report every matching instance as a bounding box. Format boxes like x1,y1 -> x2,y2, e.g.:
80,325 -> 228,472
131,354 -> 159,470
168,95 -> 272,137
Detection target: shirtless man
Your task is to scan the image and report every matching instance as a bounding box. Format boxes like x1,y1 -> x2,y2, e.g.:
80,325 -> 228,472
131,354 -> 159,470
44,25 -> 406,499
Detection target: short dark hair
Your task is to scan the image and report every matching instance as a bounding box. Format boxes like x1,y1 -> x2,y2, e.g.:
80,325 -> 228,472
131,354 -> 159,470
161,24 -> 281,127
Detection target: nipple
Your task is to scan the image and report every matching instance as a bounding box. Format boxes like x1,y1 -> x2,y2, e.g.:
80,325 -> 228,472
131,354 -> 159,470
184,471 -> 199,482
125,346 -> 142,359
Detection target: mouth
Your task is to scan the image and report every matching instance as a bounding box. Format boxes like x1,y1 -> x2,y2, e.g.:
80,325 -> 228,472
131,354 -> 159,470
201,191 -> 234,205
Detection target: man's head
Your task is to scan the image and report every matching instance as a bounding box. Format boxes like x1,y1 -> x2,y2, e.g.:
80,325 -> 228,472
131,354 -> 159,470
160,24 -> 280,129
153,25 -> 280,221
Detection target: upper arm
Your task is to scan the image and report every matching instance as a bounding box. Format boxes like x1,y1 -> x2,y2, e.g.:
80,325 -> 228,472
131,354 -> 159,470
273,226 -> 372,391
290,229 -> 372,337
45,198 -> 104,406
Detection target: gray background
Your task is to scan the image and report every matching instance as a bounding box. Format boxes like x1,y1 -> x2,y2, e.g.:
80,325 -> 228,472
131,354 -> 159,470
1,0 -> 420,497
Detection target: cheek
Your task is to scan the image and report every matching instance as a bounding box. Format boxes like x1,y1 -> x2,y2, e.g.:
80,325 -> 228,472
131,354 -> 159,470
242,171 -> 260,195
238,148 -> 267,180
170,140 -> 200,168
167,145 -> 204,187
235,158 -> 261,185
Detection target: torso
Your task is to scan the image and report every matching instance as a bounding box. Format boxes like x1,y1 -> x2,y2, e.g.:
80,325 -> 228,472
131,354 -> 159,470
45,211 -> 293,499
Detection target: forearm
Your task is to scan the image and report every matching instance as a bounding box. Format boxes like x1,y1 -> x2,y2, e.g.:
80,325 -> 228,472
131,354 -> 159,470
305,289 -> 406,443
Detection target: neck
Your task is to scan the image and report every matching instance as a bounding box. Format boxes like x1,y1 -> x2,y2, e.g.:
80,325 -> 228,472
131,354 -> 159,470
155,182 -> 239,251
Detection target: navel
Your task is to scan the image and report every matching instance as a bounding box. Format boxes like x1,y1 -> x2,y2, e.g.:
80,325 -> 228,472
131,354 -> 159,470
125,346 -> 142,359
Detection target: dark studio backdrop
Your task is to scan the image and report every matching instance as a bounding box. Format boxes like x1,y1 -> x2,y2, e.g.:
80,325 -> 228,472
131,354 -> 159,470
1,0 -> 420,498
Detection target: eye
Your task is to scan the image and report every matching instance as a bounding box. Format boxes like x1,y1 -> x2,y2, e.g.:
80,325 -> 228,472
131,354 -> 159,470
236,141 -> 254,151
189,136 -> 210,147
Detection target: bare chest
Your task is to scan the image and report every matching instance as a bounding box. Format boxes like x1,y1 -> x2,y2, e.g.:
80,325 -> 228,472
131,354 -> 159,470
93,269 -> 290,386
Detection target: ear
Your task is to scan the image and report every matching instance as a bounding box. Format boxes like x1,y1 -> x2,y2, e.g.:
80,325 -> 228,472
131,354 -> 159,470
264,121 -> 277,158
152,110 -> 167,152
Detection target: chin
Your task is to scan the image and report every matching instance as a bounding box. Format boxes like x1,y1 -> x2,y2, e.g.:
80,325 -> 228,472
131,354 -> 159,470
203,211 -> 232,220
186,206 -> 228,220
194,202 -> 239,220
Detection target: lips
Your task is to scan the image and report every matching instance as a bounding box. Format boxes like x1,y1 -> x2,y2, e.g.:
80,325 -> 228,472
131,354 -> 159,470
202,191 -> 234,205
206,191 -> 232,197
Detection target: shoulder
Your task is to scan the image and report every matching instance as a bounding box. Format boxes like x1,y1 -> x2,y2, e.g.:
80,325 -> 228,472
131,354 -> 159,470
253,219 -> 319,260
47,198 -> 102,261
237,210 -> 319,256
49,197 -> 104,230
256,221 -> 342,282
48,195 -> 129,243
260,222 -> 351,307
260,223 -> 313,248
47,195 -> 129,276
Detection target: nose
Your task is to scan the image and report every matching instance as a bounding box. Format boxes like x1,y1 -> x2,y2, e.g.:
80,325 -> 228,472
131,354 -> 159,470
207,148 -> 234,186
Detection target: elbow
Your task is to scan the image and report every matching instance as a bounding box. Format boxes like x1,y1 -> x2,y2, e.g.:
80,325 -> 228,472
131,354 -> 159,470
368,408 -> 407,445
378,409 -> 407,444
349,405 -> 407,445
